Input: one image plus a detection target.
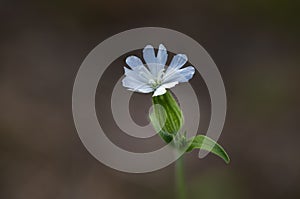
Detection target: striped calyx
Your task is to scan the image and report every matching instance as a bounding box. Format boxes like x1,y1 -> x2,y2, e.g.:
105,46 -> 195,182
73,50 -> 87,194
150,91 -> 184,143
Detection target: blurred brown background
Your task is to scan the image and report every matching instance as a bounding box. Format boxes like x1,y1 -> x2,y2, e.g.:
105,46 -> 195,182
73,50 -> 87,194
1,0 -> 300,199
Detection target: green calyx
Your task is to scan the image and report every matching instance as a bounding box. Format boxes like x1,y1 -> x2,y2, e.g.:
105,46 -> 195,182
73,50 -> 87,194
149,90 -> 230,164
150,91 -> 183,143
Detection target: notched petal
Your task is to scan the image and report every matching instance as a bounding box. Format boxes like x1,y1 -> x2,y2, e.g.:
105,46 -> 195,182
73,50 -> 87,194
178,66 -> 195,82
126,56 -> 144,69
157,44 -> 168,66
143,45 -> 156,65
168,54 -> 188,70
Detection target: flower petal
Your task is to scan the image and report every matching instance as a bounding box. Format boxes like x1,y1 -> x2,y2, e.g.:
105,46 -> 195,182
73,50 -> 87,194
136,85 -> 154,93
124,56 -> 155,82
122,76 -> 143,88
161,81 -> 178,89
143,45 -> 156,65
163,66 -> 195,83
177,66 -> 195,82
153,86 -> 167,97
167,54 -> 188,71
151,81 -> 178,97
143,44 -> 167,77
157,44 -> 168,66
124,67 -> 148,83
122,76 -> 153,93
126,56 -> 144,70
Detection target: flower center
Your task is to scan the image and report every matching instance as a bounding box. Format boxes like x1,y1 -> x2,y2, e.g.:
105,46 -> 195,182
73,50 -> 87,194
148,68 -> 165,89
149,79 -> 160,89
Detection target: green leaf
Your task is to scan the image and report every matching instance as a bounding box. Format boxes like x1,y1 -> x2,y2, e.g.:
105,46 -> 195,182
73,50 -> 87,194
186,135 -> 230,164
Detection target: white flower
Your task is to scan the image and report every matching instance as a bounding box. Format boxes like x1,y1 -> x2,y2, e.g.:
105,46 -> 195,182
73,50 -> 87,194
122,44 -> 195,97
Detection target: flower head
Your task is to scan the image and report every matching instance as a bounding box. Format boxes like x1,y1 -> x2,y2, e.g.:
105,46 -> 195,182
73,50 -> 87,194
122,44 -> 195,96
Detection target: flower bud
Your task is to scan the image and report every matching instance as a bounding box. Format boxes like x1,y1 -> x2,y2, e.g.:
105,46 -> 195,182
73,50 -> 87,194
150,91 -> 184,143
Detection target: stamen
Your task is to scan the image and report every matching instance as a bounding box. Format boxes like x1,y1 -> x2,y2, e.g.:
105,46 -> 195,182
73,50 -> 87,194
148,79 -> 155,85
156,68 -> 165,83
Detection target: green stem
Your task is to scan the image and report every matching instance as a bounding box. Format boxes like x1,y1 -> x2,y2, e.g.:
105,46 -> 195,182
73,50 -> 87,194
175,155 -> 187,199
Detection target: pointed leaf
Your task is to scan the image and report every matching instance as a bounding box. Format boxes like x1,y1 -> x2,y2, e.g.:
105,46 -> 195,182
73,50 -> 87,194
186,135 -> 230,164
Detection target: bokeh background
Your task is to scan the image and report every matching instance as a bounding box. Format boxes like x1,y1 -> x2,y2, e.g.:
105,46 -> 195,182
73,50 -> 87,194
1,0 -> 300,199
